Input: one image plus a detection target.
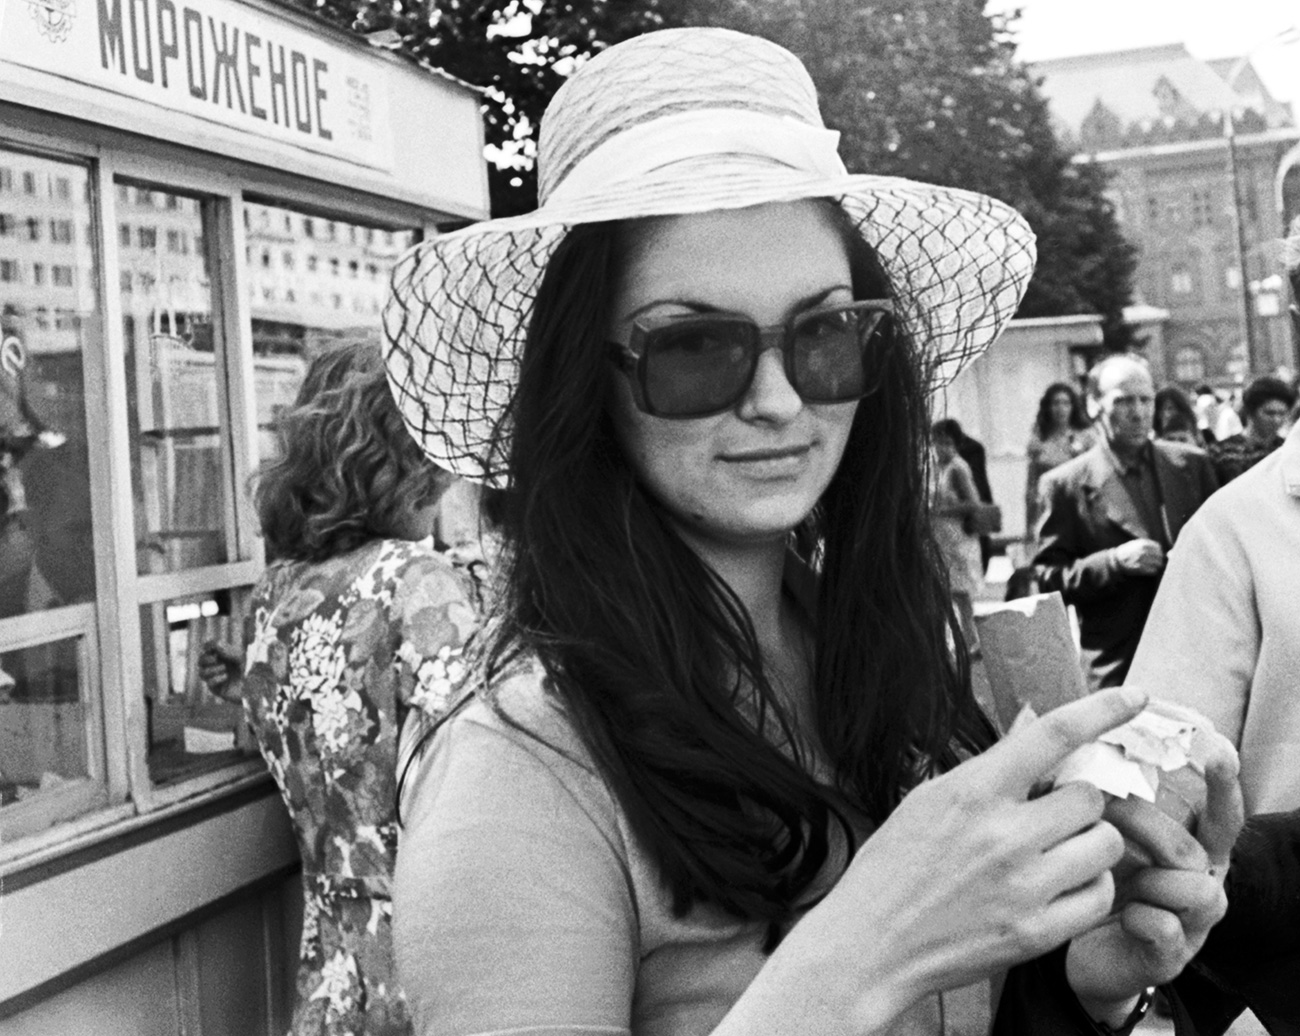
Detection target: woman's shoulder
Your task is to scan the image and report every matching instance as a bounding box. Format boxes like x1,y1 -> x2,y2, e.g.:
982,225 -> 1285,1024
444,652 -> 598,776
398,649 -> 617,850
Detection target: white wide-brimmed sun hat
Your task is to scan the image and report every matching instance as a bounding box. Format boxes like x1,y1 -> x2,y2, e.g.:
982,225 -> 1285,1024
384,27 -> 1036,487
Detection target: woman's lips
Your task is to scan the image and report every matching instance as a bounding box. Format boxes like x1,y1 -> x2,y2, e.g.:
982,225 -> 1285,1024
719,443 -> 813,476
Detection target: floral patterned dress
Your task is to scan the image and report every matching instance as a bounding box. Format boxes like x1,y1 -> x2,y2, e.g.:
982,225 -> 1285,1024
243,538 -> 483,1036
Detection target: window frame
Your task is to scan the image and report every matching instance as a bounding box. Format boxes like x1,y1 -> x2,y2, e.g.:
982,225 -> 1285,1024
0,116 -> 438,868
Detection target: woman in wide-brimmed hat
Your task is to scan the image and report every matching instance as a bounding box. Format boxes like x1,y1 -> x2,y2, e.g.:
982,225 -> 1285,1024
387,28 -> 1238,1036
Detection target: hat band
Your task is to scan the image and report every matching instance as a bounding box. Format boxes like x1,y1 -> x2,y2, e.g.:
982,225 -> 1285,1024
542,109 -> 848,208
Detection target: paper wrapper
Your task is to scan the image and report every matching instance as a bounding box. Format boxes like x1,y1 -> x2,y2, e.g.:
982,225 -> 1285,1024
1012,698 -> 1218,830
973,593 -> 1087,734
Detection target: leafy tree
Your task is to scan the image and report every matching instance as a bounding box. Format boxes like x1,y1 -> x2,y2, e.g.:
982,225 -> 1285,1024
275,0 -> 1137,345
280,0 -> 678,216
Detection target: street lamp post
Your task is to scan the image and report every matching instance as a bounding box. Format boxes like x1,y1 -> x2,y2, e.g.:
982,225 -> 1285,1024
1223,111 -> 1257,377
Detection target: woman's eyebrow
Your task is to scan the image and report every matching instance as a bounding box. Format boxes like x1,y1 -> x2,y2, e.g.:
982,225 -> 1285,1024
622,284 -> 853,325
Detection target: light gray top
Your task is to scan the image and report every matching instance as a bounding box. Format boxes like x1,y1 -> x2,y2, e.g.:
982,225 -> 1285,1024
393,654 -> 992,1036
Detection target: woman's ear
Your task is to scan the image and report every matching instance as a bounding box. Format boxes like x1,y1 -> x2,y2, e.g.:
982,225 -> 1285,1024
1084,395 -> 1101,422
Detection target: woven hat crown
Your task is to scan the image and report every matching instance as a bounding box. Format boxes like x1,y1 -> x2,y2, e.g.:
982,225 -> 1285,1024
539,29 -> 825,204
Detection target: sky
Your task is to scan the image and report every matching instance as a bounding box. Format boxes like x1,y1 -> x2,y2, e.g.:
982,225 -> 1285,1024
985,0 -> 1300,110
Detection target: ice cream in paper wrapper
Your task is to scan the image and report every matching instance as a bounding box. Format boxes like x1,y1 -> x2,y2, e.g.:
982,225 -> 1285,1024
1011,698 -> 1233,829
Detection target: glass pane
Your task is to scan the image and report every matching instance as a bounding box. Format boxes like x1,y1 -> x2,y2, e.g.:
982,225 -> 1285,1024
0,633 -> 105,839
0,150 -> 98,619
141,590 -> 256,785
119,181 -> 235,575
245,201 -> 416,460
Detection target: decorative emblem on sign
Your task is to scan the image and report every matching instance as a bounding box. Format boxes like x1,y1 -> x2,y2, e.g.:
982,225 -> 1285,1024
26,0 -> 76,42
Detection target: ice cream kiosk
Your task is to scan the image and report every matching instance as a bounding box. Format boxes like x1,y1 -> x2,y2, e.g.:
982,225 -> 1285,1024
0,0 -> 487,1026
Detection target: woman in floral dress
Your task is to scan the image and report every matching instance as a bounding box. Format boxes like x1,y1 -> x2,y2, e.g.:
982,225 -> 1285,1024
242,342 -> 482,1035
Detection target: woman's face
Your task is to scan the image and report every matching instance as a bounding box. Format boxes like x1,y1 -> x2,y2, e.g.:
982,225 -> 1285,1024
607,200 -> 859,549
1049,390 -> 1073,430
1157,398 -> 1179,430
932,434 -> 956,464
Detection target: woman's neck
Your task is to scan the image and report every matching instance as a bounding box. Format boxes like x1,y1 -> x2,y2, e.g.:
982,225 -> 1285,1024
675,525 -> 790,647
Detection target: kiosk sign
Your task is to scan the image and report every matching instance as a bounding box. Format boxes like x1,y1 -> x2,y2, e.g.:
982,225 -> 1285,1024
1,0 -> 396,172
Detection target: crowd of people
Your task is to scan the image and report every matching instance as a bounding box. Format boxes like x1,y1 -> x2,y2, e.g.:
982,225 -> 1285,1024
203,25 -> 1300,1036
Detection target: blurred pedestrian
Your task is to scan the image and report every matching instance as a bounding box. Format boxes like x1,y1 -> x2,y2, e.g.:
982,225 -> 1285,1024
241,341 -> 482,1036
934,416 -> 998,569
930,419 -> 987,603
1154,386 -> 1205,448
1129,406 -> 1300,1033
1207,375 -> 1297,485
1033,355 -> 1217,688
1025,381 -> 1094,533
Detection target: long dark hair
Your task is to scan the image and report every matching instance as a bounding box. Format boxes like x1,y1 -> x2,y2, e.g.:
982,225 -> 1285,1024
477,205 -> 991,946
1153,385 -> 1198,437
256,341 -> 450,562
1034,381 -> 1090,439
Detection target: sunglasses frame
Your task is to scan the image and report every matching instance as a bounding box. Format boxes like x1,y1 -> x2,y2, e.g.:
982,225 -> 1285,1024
606,298 -> 896,419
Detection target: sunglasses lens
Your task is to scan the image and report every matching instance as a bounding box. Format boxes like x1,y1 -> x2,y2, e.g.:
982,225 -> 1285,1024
642,321 -> 756,416
791,307 -> 890,402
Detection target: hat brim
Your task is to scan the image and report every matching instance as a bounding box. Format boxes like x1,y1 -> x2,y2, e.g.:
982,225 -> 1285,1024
384,169 -> 1036,486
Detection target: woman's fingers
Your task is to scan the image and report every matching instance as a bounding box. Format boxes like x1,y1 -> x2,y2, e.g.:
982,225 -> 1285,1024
976,688 -> 1148,796
1103,797 -> 1208,873
1124,868 -> 1228,935
1037,818 -> 1126,896
1196,734 -> 1245,872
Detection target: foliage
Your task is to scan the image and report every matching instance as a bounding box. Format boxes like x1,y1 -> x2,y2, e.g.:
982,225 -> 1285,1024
277,0 -> 1138,343
280,0 -> 678,216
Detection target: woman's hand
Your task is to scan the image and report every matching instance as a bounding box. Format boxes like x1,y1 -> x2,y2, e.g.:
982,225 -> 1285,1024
1065,734 -> 1243,1020
754,688 -> 1146,1034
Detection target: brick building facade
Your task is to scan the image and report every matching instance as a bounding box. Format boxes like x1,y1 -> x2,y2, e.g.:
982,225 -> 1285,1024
1033,44 -> 1300,387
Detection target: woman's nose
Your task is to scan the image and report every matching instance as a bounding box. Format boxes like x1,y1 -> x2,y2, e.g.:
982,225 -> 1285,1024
737,345 -> 802,423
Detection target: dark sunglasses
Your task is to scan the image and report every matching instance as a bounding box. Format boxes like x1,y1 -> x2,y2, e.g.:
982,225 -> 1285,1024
606,299 -> 895,419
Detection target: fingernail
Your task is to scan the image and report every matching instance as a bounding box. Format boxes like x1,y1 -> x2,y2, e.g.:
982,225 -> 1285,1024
1120,686 -> 1147,708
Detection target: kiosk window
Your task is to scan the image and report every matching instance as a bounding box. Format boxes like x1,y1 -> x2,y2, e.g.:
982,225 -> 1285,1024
245,200 -> 415,454
119,185 -> 235,576
0,149 -> 105,839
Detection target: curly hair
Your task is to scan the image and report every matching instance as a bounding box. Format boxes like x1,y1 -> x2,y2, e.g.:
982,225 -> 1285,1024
1033,381 -> 1090,439
256,341 -> 451,562
1242,376 -> 1297,418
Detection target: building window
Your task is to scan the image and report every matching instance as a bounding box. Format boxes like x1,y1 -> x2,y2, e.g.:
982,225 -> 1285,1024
282,251 -> 294,270
22,171 -> 37,194
24,217 -> 41,241
52,265 -> 74,287
50,219 -> 74,244
1,258 -> 21,282
120,270 -> 133,293
303,217 -> 315,238
32,262 -> 45,285
0,167 -> 12,192
348,260 -> 359,278
1173,345 -> 1206,383
138,226 -> 157,249
0,213 -> 13,236
329,258 -> 340,277
166,229 -> 186,254
306,255 -> 318,272
1170,265 -> 1193,294
119,223 -> 132,247
1190,189 -> 1214,227
54,176 -> 72,201
135,187 -> 154,206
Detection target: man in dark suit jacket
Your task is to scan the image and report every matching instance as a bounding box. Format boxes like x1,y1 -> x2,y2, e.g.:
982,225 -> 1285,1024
1032,355 -> 1218,689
